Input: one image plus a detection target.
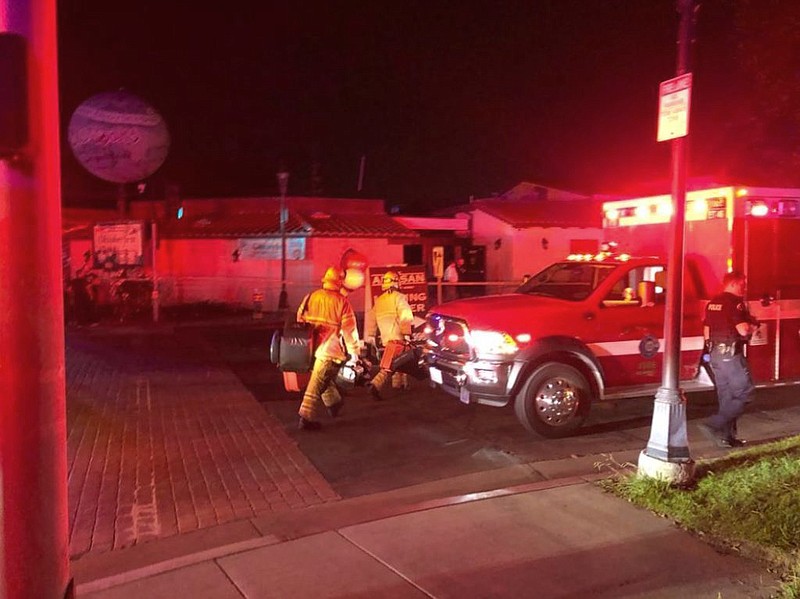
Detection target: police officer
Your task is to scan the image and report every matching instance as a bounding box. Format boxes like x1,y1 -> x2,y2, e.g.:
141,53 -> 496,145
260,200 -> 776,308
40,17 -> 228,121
296,266 -> 360,430
699,271 -> 759,448
365,270 -> 414,400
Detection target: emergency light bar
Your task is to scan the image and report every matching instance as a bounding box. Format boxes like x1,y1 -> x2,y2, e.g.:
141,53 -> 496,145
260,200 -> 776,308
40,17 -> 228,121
603,186 -> 800,227
746,199 -> 799,217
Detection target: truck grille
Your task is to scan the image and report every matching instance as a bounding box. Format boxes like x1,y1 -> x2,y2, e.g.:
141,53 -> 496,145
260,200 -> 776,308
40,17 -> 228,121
425,314 -> 471,360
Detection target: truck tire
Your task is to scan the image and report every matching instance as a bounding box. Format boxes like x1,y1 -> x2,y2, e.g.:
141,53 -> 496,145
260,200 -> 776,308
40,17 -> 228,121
514,363 -> 590,438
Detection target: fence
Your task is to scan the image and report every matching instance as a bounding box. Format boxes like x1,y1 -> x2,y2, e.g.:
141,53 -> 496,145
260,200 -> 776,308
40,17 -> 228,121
427,280 -> 523,305
81,276 -> 526,323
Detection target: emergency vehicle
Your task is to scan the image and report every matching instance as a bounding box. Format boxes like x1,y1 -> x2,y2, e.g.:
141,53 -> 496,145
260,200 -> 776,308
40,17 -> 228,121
423,185 -> 800,438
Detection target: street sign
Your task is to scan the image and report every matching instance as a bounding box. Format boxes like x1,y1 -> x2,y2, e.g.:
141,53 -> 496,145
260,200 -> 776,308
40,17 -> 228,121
657,73 -> 692,142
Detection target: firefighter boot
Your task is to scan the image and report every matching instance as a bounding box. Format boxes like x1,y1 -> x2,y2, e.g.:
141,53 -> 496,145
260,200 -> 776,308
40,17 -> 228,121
392,371 -> 409,391
369,370 -> 389,401
327,400 -> 344,419
298,416 -> 322,431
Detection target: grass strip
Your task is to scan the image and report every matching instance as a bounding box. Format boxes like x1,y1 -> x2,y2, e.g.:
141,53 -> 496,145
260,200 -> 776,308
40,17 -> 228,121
598,435 -> 800,598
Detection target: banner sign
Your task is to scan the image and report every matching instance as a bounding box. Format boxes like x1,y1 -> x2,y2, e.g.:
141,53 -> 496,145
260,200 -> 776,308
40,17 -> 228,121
93,221 -> 144,268
238,237 -> 306,261
366,265 -> 428,320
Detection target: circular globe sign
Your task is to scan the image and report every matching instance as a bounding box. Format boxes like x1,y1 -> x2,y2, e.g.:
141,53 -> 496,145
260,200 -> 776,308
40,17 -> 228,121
68,91 -> 170,184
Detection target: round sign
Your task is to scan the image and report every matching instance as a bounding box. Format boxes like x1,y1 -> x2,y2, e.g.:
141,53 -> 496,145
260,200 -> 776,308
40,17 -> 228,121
639,334 -> 660,359
68,91 -> 170,184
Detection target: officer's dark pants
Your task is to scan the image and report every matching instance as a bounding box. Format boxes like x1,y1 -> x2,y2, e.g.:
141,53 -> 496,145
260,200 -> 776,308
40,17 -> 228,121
708,352 -> 754,441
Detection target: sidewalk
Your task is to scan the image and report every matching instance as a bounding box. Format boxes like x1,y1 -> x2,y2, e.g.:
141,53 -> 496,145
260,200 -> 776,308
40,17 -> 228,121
74,472 -> 779,598
65,318 -> 329,557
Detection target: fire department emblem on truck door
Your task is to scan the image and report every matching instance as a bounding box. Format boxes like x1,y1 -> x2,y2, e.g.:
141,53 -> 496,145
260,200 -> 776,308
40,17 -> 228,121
639,334 -> 660,359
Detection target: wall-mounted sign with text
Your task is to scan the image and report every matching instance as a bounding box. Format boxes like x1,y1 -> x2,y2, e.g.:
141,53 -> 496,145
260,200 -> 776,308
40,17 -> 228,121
238,237 -> 306,261
93,221 -> 144,268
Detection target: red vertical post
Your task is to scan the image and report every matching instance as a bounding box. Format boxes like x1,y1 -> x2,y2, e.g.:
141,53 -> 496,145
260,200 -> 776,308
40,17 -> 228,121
0,1 -> 71,598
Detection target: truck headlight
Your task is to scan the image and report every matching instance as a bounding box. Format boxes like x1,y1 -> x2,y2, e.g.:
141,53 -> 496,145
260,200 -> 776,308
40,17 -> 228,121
468,330 -> 519,355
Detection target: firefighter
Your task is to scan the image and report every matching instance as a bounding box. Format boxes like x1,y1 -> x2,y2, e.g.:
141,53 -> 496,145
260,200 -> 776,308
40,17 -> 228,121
365,270 -> 414,400
698,271 -> 759,448
296,266 -> 360,430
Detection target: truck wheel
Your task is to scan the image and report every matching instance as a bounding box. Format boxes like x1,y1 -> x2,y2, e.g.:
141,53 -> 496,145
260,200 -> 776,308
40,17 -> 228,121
515,363 -> 590,438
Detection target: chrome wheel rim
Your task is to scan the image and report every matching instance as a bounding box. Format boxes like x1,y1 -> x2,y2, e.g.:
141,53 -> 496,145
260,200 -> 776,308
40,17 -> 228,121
535,377 -> 580,426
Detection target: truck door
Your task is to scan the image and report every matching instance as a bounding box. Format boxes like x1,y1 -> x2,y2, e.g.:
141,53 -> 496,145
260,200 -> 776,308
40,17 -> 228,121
586,264 -> 667,388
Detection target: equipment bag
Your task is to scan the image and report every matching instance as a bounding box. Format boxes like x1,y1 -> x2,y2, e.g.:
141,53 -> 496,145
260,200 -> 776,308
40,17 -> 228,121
270,295 -> 315,373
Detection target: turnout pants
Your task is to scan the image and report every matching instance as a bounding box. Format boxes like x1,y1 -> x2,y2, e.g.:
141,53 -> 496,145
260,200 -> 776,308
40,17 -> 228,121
299,359 -> 342,421
371,369 -> 408,393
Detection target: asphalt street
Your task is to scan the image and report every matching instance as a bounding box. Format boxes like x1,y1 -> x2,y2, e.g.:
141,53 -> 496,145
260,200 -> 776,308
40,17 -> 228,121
205,323 -> 800,498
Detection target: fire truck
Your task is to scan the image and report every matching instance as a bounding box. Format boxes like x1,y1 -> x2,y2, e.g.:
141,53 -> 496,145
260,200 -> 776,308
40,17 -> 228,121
423,185 -> 800,438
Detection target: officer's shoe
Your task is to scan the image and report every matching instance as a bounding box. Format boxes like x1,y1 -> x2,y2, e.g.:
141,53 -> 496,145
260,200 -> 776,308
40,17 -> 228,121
720,437 -> 747,448
327,401 -> 343,419
298,417 -> 322,431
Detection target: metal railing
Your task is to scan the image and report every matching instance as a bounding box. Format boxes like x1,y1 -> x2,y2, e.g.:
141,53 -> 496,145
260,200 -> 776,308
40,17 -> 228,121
427,280 -> 522,305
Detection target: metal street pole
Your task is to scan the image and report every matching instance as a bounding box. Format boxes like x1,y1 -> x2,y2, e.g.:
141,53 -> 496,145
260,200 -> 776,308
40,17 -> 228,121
277,170 -> 289,310
638,0 -> 697,484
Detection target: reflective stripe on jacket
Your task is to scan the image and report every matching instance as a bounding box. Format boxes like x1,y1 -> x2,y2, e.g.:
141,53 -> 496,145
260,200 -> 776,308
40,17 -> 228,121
298,288 -> 359,362
365,290 -> 413,344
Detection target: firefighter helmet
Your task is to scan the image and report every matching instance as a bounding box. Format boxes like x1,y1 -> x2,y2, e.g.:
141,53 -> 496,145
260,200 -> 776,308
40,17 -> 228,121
382,270 -> 400,291
321,266 -> 344,290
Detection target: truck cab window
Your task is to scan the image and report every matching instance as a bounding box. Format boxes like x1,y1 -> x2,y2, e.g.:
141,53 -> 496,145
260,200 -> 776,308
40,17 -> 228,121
602,265 -> 666,307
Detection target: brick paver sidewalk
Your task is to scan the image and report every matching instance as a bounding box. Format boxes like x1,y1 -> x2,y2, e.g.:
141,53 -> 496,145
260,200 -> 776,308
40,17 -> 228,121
65,327 -> 338,559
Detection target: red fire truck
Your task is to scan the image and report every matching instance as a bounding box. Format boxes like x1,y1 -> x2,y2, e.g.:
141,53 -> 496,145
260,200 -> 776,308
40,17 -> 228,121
423,185 -> 800,438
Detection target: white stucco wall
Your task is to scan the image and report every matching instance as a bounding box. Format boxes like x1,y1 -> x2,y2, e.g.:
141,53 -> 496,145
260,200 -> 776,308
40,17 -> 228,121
152,236 -> 405,313
469,210 -> 604,284
66,233 -> 409,314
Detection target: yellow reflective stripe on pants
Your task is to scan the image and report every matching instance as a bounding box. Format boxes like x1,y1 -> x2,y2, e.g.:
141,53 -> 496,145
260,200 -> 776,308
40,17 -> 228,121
299,359 -> 342,421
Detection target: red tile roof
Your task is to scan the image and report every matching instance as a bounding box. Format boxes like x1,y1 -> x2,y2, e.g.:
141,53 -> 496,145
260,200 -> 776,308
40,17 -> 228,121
472,199 -> 603,228
158,210 -> 418,239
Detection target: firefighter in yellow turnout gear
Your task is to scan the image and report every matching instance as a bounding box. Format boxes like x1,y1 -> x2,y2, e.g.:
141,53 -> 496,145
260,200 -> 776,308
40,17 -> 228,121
365,271 -> 414,400
297,266 -> 360,430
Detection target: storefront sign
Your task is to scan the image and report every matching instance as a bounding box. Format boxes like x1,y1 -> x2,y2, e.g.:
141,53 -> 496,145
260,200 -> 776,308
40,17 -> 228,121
93,221 -> 144,267
238,237 -> 306,260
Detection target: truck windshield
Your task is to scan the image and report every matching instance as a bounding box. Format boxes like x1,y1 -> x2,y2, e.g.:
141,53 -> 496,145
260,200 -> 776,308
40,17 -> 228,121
516,262 -> 617,301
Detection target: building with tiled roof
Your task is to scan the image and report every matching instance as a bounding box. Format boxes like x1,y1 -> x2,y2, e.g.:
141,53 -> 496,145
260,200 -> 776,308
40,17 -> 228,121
63,196 -> 459,315
430,183 -> 606,283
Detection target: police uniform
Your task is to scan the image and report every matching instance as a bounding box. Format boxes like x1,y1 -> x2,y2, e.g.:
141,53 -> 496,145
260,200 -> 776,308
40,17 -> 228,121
297,267 -> 360,430
701,290 -> 755,446
365,272 -> 414,399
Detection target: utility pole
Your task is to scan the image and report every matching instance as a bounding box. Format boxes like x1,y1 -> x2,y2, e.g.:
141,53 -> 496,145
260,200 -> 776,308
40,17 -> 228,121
277,169 -> 289,310
638,0 -> 697,484
0,1 -> 72,597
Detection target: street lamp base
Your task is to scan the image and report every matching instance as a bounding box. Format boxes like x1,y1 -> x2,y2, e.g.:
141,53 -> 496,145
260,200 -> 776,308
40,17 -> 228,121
637,450 -> 695,485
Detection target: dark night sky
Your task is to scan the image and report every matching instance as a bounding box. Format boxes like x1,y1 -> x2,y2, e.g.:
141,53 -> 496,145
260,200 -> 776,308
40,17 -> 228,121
57,0 -> 741,211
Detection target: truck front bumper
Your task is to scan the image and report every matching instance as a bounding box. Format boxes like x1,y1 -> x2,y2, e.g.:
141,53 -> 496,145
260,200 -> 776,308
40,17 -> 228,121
426,354 -> 521,407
